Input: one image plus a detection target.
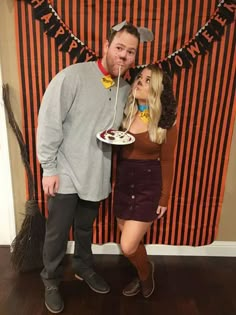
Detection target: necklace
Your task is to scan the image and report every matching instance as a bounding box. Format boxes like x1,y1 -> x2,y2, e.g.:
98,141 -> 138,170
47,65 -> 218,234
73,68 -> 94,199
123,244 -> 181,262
138,104 -> 150,123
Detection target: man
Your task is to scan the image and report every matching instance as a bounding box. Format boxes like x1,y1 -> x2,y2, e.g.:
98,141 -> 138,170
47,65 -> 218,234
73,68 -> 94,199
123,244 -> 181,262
37,23 -> 140,313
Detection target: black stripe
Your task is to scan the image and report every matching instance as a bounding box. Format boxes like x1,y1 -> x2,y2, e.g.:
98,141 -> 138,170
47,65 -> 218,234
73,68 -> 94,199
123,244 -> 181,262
168,72 -> 181,244
25,3 -> 38,200
174,66 -> 193,245
60,0 -> 66,67
84,0 -> 88,48
180,0 -> 188,46
165,0 -> 172,57
157,0 -> 164,59
122,0 -> 126,22
189,0 -> 196,45
172,0 -> 180,53
31,5 -> 42,207
142,0 -> 150,64
107,0 -> 111,31
114,0 -> 118,24
38,2 -> 46,215
150,0 -> 157,63
91,0 -> 96,52
137,0 -> 142,64
178,0 -> 197,245
186,0 -> 211,245
17,2 -> 29,157
69,0 -> 73,30
98,0 -> 103,58
40,21 -> 46,92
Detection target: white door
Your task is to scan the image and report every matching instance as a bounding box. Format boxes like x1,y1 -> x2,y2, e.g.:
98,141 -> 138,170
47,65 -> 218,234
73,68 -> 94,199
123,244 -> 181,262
0,64 -> 16,245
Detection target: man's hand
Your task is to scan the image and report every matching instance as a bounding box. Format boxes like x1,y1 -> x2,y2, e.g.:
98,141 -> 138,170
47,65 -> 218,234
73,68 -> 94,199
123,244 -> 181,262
156,205 -> 167,219
42,175 -> 59,196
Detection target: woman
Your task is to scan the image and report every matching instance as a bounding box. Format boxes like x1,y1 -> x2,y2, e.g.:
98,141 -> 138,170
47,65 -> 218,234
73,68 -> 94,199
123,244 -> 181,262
113,64 -> 177,298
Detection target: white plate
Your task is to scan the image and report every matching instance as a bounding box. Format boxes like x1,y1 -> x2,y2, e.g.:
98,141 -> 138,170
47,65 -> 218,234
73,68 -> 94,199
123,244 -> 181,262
96,129 -> 135,145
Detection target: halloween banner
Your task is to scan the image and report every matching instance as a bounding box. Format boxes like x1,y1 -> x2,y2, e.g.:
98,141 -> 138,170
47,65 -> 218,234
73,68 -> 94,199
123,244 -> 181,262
15,0 -> 236,245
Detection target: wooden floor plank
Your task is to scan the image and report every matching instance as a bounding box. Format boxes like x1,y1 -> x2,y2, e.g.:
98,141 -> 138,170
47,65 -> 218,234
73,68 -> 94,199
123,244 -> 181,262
0,247 -> 235,315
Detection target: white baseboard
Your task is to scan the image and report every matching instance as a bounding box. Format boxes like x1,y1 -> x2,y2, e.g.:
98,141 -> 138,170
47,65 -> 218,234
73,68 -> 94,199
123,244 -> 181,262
67,241 -> 236,257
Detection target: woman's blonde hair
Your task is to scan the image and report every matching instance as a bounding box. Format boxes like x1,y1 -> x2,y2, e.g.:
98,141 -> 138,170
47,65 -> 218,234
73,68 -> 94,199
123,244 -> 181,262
122,65 -> 171,144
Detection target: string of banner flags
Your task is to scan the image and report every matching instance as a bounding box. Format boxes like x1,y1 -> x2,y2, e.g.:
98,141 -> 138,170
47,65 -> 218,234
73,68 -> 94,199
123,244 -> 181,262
25,0 -> 235,78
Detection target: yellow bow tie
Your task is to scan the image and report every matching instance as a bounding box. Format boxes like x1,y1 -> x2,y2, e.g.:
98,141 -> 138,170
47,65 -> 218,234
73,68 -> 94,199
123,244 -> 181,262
138,110 -> 150,123
101,75 -> 115,88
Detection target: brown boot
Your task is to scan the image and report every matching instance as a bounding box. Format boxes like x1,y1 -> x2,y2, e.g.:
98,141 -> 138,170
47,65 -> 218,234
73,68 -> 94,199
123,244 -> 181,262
140,261 -> 155,298
122,277 -> 141,296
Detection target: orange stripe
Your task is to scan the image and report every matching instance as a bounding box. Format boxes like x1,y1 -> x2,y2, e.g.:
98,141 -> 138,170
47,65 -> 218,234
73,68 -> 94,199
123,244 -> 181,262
56,0 -> 63,70
126,0 -> 131,22
174,69 -> 194,245
104,199 -> 109,243
20,1 -> 34,201
151,220 -> 157,243
184,1 -> 193,44
93,218 -> 97,243
35,22 -> 43,100
110,153 -> 118,242
72,0 -> 77,35
152,3 -> 161,62
118,0 -> 123,22
102,1 -> 107,44
168,0 -> 177,54
158,218 -> 164,243
64,0 -> 70,66
137,0 -> 146,65
50,0 -> 56,77
170,75 -> 182,244
192,0 -> 201,35
160,1 -> 169,59
110,0 -> 115,27
72,0 -> 78,64
146,0 -> 153,64
87,0 -> 92,50
94,0 -> 99,54
28,5 -> 43,212
14,1 -> 31,204
80,0 -> 85,46
98,203 -> 102,244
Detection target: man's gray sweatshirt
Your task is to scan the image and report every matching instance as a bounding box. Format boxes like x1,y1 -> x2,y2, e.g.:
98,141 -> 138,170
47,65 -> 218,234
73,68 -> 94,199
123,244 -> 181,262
37,62 -> 130,201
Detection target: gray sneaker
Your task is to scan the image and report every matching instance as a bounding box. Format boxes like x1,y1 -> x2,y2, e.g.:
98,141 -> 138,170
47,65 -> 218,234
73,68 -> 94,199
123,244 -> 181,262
45,286 -> 64,314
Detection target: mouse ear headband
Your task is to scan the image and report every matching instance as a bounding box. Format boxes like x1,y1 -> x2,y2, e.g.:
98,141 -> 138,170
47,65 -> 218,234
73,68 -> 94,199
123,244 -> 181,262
111,20 -> 154,42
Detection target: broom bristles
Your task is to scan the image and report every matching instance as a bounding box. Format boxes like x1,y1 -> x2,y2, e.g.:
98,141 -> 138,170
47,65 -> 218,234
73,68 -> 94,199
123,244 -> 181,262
11,201 -> 46,272
2,84 -> 46,272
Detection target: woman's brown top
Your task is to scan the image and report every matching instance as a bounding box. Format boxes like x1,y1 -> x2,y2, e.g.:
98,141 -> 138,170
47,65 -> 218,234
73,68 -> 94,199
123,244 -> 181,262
121,125 -> 177,206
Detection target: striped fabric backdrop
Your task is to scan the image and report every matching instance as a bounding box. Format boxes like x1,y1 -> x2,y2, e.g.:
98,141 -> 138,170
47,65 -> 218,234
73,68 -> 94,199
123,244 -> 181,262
14,0 -> 236,245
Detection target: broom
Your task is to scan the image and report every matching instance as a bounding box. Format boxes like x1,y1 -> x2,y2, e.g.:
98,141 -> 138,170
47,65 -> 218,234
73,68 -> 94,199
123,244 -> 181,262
2,84 -> 46,272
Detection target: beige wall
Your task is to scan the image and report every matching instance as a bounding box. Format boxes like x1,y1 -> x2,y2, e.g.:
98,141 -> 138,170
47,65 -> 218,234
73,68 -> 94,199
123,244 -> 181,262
0,0 -> 235,241
0,0 -> 26,232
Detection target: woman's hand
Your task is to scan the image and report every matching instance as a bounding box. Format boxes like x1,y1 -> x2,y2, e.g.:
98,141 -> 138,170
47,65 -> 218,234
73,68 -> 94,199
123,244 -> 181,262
156,205 -> 167,219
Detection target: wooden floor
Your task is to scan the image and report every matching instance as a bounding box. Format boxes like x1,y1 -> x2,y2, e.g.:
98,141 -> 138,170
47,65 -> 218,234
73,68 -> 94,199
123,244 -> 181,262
0,247 -> 236,315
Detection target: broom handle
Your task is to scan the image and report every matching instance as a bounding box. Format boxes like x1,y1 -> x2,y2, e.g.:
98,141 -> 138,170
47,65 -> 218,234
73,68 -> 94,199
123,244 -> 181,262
2,84 -> 35,200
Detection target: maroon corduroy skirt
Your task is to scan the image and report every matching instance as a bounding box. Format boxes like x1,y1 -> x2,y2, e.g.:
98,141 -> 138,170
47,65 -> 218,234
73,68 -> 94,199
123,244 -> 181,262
113,159 -> 162,222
